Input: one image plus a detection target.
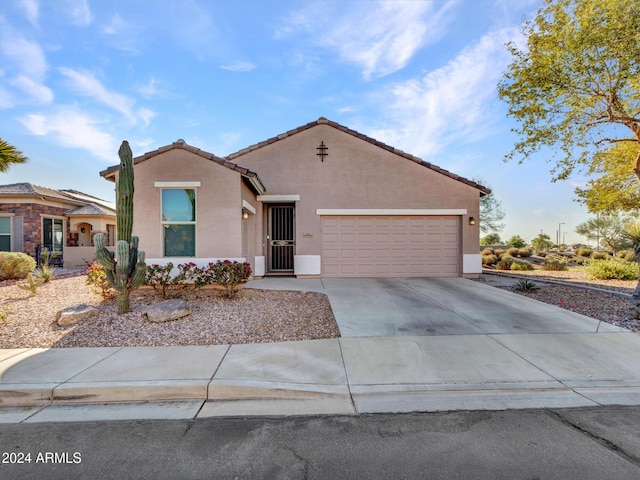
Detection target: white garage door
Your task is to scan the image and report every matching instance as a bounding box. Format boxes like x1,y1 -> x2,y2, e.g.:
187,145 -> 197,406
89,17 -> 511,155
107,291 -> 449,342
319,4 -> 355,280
321,216 -> 460,277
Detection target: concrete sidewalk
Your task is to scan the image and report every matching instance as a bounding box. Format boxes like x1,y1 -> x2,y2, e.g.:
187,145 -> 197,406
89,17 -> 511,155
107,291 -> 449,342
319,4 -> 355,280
1,331 -> 639,422
1,276 -> 639,422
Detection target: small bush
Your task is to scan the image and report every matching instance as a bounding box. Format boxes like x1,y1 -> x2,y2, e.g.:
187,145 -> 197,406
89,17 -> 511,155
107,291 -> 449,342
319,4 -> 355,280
575,247 -> 593,257
482,254 -> 498,266
481,248 -> 494,256
494,249 -> 506,259
145,263 -> 175,298
510,260 -> 534,271
591,251 -> 611,260
586,259 -> 639,281
616,250 -> 636,262
86,262 -> 116,299
513,279 -> 539,292
210,260 -> 252,298
16,272 -> 43,295
518,247 -> 533,258
0,305 -> 10,323
543,255 -> 567,271
496,255 -> 514,270
0,252 -> 36,281
506,247 -> 520,257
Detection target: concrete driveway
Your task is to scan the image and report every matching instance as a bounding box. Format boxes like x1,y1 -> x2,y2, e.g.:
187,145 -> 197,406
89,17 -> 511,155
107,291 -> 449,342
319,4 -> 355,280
248,277 -> 624,338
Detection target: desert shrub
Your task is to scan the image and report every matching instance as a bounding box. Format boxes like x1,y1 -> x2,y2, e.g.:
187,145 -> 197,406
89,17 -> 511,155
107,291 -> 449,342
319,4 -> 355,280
0,252 -> 36,281
518,247 -> 533,258
616,250 -> 636,262
0,305 -> 10,322
591,251 -> 611,260
575,247 -> 593,257
482,254 -> 498,266
494,249 -> 506,259
496,255 -> 514,270
542,255 -> 567,271
506,247 -> 520,257
586,259 -> 639,281
510,260 -> 534,271
145,263 -> 175,298
513,279 -> 539,292
481,248 -> 495,256
209,260 -> 252,298
86,262 -> 116,299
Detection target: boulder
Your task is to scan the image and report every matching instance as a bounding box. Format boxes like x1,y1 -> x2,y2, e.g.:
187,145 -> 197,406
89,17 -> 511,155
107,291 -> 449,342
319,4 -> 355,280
56,304 -> 99,326
143,299 -> 191,323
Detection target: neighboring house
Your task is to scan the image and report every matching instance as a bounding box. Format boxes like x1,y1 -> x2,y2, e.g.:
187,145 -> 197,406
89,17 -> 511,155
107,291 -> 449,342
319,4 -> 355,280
0,183 -> 116,268
100,117 -> 490,278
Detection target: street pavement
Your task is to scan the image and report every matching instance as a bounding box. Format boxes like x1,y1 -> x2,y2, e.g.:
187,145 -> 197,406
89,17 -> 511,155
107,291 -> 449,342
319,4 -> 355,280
0,406 -> 638,479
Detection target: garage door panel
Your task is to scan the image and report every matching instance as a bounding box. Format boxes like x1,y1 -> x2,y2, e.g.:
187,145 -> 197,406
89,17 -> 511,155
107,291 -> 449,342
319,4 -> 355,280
322,215 -> 460,277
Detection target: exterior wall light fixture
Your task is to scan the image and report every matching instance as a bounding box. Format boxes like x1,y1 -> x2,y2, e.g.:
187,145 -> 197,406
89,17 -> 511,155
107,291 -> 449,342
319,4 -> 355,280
242,209 -> 250,219
469,216 -> 476,225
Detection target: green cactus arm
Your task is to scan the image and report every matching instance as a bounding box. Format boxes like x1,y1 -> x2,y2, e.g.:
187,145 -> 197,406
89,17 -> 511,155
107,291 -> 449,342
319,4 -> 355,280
94,233 -> 115,271
117,141 -> 134,242
130,251 -> 147,289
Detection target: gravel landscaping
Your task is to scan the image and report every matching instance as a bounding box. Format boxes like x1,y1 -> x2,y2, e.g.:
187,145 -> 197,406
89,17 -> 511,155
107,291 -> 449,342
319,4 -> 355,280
0,275 -> 339,348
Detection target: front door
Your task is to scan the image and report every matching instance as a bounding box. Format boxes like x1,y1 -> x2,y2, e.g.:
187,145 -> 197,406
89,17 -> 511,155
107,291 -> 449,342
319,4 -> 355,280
268,205 -> 295,273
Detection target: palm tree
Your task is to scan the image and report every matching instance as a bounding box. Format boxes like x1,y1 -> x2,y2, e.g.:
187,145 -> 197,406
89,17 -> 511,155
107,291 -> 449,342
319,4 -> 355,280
0,139 -> 28,172
624,221 -> 640,320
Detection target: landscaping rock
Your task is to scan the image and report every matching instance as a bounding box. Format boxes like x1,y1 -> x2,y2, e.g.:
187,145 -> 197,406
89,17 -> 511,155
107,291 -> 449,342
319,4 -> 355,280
143,299 -> 191,323
56,304 -> 99,326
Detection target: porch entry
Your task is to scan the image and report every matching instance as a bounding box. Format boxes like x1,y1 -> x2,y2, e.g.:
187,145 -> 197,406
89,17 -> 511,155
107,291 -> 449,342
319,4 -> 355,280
268,204 -> 295,273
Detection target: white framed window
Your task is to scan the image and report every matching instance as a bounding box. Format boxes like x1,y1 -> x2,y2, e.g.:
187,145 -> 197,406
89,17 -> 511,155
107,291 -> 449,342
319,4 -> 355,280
0,216 -> 11,252
161,189 -> 196,257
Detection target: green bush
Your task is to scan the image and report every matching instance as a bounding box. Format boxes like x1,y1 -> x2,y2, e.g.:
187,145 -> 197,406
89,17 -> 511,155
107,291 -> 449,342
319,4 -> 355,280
591,251 -> 611,260
482,254 -> 498,266
494,249 -> 506,259
0,252 -> 36,281
481,248 -> 495,256
542,255 -> 567,271
575,247 -> 593,257
513,279 -> 539,291
518,247 -> 533,258
616,250 -> 636,262
510,260 -> 534,271
586,259 -> 639,280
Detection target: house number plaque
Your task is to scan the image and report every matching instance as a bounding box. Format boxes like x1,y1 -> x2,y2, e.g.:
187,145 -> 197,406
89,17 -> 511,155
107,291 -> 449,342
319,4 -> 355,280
303,233 -> 313,238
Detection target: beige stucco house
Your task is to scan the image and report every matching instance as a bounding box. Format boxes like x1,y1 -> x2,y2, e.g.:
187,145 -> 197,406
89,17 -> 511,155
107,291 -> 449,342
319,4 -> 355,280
100,118 -> 489,278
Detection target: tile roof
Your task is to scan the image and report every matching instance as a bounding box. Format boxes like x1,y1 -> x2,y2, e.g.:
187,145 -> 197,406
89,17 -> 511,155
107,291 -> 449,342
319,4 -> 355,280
226,117 -> 491,195
0,183 -> 115,215
99,140 -> 266,194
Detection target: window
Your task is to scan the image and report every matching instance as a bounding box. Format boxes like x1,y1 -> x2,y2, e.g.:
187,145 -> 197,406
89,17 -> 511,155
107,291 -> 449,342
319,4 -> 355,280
0,217 -> 10,252
162,189 -> 196,256
42,218 -> 63,251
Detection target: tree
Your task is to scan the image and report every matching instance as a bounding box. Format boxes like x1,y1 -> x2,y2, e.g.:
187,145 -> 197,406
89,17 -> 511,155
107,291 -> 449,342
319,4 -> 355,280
473,178 -> 506,234
575,142 -> 640,213
507,235 -> 527,248
0,139 -> 28,172
480,233 -> 502,246
622,221 -> 640,319
575,214 -> 630,253
498,0 -> 640,199
531,233 -> 552,253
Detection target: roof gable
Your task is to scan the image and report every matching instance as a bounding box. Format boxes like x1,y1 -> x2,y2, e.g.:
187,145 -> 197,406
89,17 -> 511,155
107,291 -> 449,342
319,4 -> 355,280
226,117 -> 490,195
99,139 -> 266,194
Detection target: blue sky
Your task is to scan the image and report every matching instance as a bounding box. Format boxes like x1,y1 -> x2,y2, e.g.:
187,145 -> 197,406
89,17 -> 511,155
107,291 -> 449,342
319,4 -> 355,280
1,0 -> 594,245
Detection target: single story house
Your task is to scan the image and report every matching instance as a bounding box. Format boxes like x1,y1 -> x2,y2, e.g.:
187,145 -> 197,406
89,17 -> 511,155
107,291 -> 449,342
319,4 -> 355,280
0,183 -> 116,268
100,117 -> 489,278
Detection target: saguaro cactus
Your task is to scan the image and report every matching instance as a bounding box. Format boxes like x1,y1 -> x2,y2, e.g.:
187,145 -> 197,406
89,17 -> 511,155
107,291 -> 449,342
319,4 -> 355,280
95,140 -> 146,314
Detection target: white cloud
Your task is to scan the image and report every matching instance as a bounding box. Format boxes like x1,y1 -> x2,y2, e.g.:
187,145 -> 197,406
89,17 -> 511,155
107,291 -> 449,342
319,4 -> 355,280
365,27 -> 520,158
63,0 -> 93,26
0,34 -> 48,80
58,67 -> 155,125
103,13 -> 127,35
20,0 -> 40,26
11,75 -> 54,104
20,108 -> 117,161
277,0 -> 458,79
220,61 -> 257,72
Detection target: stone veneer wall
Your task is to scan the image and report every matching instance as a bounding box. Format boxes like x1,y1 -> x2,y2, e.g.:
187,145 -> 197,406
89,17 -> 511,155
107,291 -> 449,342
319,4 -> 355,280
0,203 -> 70,256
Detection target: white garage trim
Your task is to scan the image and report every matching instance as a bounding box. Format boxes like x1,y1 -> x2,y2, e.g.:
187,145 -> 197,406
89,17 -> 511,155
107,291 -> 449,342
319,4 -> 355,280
154,181 -> 201,188
316,209 -> 467,216
463,254 -> 482,274
258,194 -> 300,202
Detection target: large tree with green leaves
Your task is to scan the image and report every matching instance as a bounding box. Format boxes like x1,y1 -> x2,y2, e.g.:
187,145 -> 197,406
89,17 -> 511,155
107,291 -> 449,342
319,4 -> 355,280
0,139 -> 28,173
498,0 -> 640,199
498,0 -> 640,319
575,213 -> 631,253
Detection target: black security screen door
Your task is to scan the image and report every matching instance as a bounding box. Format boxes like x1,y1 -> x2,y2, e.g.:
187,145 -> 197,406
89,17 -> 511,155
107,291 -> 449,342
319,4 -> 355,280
268,205 -> 295,272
